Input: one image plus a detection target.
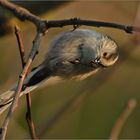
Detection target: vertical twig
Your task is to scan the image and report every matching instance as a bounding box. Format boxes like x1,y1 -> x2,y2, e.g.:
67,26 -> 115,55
0,32 -> 42,140
15,25 -> 38,139
109,99 -> 137,140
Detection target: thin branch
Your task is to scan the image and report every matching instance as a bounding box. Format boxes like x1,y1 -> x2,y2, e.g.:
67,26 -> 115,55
109,99 -> 137,140
0,32 -> 42,140
25,94 -> 38,139
46,18 -> 140,33
0,0 -> 140,33
15,25 -> 26,66
15,25 -> 38,139
0,1 -> 43,139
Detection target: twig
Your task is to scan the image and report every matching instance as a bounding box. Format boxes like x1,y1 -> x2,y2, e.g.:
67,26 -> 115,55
0,0 -> 140,33
46,18 -> 140,33
25,94 -> 38,139
15,25 -> 38,139
0,32 -> 42,140
15,26 -> 26,66
109,99 -> 137,140
0,1 -> 44,139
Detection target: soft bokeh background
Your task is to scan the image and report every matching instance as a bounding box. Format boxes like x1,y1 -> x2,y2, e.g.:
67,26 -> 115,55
0,1 -> 140,139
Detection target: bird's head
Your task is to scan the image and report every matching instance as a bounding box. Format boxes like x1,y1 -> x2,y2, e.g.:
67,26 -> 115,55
91,35 -> 119,68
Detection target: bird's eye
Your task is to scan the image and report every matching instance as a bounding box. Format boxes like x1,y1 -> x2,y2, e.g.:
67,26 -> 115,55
103,52 -> 108,57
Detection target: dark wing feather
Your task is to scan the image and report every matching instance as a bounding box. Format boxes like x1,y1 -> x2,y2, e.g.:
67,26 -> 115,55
26,66 -> 52,87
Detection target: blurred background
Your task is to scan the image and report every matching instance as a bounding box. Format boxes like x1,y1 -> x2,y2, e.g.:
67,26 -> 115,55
0,1 -> 140,139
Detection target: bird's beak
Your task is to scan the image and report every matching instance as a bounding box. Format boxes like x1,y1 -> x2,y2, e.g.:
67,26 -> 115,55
91,56 -> 106,68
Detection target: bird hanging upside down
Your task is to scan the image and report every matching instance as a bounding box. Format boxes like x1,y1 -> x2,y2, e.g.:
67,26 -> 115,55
0,29 -> 119,115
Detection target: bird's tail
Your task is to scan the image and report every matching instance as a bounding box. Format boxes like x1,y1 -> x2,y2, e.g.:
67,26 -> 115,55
0,64 -> 51,115
0,84 -> 39,115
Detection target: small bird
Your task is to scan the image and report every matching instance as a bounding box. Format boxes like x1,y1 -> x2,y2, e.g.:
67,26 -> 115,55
0,29 -> 119,115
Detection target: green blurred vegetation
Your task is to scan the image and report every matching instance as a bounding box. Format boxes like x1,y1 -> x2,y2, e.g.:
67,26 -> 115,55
0,1 -> 140,139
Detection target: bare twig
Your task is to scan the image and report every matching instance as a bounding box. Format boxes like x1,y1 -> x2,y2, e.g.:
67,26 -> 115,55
46,18 -> 140,33
0,32 -> 42,140
25,94 -> 38,139
15,26 -> 26,66
15,25 -> 38,139
109,99 -> 137,140
0,1 -> 44,139
0,0 -> 140,33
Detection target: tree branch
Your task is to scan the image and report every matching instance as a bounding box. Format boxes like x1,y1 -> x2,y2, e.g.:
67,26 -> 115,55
46,18 -> 140,33
15,25 -> 38,139
109,99 -> 137,140
0,33 -> 42,140
0,0 -> 140,33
